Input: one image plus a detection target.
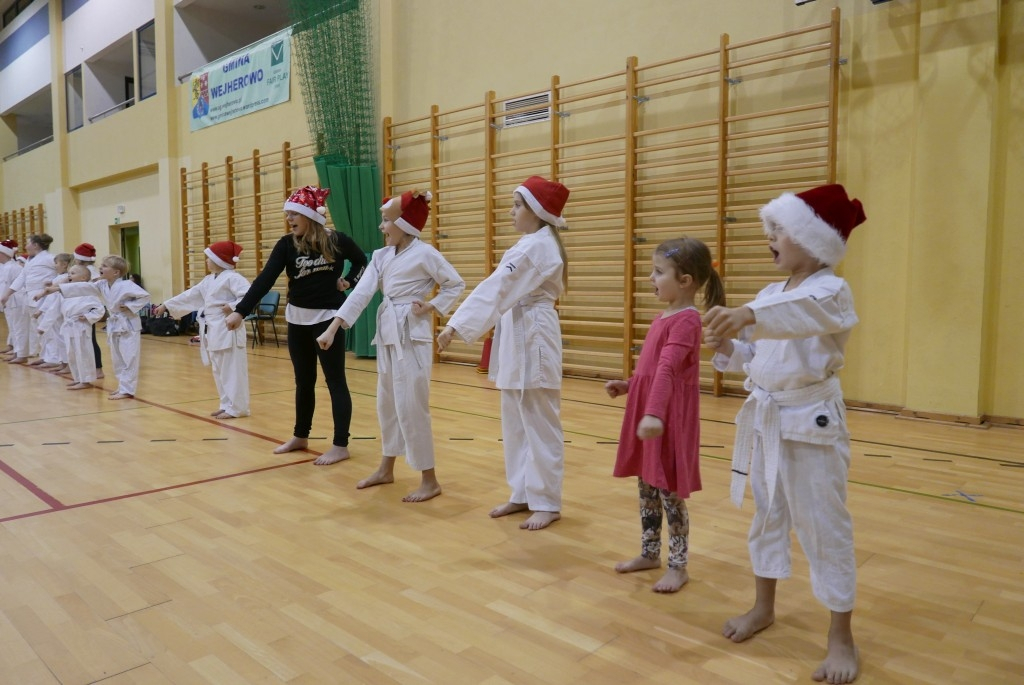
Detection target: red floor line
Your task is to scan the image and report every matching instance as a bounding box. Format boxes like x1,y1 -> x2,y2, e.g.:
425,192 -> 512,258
0,455 -> 314,524
1,366 -> 328,524
0,458 -> 64,510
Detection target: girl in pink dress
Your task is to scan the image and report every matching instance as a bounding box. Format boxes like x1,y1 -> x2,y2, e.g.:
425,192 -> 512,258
605,237 -> 725,592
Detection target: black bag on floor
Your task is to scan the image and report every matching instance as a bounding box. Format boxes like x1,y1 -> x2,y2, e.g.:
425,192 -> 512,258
147,315 -> 179,336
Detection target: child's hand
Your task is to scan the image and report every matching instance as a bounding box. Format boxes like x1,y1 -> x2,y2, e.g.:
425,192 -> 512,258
36,328 -> 44,335
32,310 -> 41,319
703,305 -> 755,340
225,312 -> 242,330
605,380 -> 628,398
316,331 -> 335,350
152,304 -> 166,317
221,304 -> 233,315
78,315 -> 88,322
336,276 -> 350,292
436,326 -> 454,352
411,300 -> 430,316
637,415 -> 664,440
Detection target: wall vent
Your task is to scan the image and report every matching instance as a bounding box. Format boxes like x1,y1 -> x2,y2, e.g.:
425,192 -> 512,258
503,91 -> 551,128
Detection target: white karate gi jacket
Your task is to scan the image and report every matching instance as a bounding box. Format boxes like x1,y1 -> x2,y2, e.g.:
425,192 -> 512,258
162,270 -> 251,365
447,226 -> 565,390
338,239 -> 465,350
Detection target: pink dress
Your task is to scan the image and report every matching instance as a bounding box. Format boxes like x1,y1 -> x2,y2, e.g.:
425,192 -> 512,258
613,307 -> 702,497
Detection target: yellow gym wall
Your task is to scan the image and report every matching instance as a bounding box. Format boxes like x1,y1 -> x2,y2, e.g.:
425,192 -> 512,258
380,0 -> 1024,423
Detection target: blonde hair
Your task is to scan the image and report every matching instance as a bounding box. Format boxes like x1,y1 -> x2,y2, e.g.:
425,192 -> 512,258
101,255 -> 129,277
290,215 -> 336,264
68,264 -> 91,280
515,193 -> 570,291
655,237 -> 726,310
55,253 -> 73,266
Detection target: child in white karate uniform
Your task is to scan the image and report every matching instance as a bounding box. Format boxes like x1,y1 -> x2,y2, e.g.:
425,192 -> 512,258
48,265 -> 105,389
318,190 -> 464,502
0,240 -> 23,357
154,241 -> 251,418
32,253 -> 72,370
704,184 -> 865,685
437,176 -> 570,531
0,233 -> 56,363
97,255 -> 151,400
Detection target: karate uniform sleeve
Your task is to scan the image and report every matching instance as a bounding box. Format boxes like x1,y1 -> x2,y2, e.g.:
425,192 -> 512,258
447,248 -> 547,344
162,285 -> 205,320
711,329 -> 755,373
119,283 -> 152,313
425,252 -> 465,316
84,301 -> 106,324
227,271 -> 251,306
644,316 -> 699,421
746,279 -> 857,340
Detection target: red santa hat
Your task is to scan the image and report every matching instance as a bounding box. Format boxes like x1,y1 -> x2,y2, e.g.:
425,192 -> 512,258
514,176 -> 570,228
759,183 -> 866,267
283,185 -> 330,226
73,242 -> 97,262
381,189 -> 432,236
0,239 -> 17,258
205,241 -> 243,270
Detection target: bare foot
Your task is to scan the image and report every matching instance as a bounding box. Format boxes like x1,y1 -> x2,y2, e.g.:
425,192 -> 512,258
520,511 -> 561,530
615,555 -> 661,574
216,413 -> 240,420
67,382 -> 92,390
108,393 -> 134,400
490,501 -> 529,518
356,469 -> 395,489
27,358 -> 46,366
38,362 -> 61,369
273,437 -> 309,454
7,357 -> 27,364
652,568 -> 689,593
210,409 -> 225,416
49,364 -> 68,374
313,445 -> 350,465
722,607 -> 775,643
0,345 -> 11,353
813,642 -> 859,683
402,482 -> 442,503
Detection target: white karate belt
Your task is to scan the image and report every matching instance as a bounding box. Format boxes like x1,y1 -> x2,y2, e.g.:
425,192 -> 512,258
376,295 -> 420,360
730,375 -> 841,511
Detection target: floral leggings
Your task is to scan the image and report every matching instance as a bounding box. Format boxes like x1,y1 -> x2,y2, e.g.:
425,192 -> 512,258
636,478 -> 690,570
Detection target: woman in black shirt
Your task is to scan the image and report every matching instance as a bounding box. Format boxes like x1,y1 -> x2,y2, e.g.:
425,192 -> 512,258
227,186 -> 368,465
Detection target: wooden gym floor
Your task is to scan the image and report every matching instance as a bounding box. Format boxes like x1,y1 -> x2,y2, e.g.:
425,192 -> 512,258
0,332 -> 1020,684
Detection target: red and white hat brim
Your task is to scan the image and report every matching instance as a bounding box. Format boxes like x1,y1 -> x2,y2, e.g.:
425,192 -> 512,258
760,193 -> 846,267
515,185 -> 565,228
0,245 -> 14,258
204,247 -> 237,270
284,201 -> 327,225
73,251 -> 96,261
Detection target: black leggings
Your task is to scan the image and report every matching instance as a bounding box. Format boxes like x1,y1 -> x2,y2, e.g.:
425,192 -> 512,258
287,320 -> 351,447
92,324 -> 102,369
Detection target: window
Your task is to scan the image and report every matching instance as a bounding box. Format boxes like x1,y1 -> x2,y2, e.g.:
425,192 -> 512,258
66,66 -> 84,132
137,21 -> 156,101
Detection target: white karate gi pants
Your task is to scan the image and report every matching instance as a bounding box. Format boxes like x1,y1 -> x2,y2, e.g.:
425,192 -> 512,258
64,328 -> 97,383
210,345 -> 250,417
109,331 -> 141,395
500,387 -> 563,512
377,340 -> 434,471
747,433 -> 856,613
7,304 -> 29,357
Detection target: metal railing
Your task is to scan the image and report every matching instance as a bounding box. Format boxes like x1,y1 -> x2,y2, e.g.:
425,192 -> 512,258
2,135 -> 55,162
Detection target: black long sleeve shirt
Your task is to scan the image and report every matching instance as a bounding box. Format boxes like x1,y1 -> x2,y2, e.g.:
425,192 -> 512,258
234,231 -> 368,318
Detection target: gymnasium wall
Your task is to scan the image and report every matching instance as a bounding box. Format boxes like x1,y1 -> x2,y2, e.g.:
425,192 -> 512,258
381,0 -> 1024,423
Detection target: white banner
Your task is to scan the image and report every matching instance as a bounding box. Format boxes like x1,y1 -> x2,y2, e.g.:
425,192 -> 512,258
189,28 -> 292,131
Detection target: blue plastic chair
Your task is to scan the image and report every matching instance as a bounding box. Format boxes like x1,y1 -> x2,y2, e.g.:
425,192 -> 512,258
244,291 -> 281,348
